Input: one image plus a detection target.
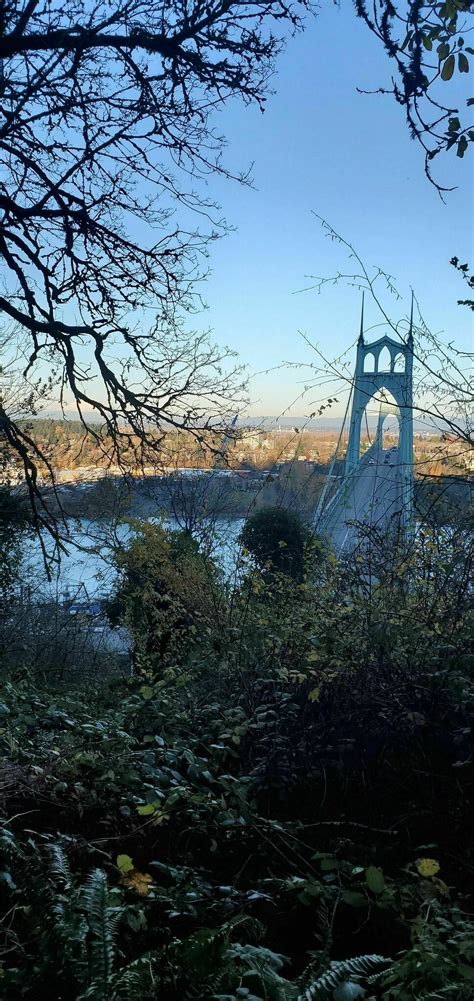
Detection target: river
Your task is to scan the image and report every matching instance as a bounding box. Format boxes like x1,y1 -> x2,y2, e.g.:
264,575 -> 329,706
24,517 -> 245,604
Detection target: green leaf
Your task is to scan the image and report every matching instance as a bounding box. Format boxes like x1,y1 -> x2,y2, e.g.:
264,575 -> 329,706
298,883 -> 322,905
127,909 -> 147,932
459,52 -> 469,73
365,866 -> 385,895
139,686 -> 154,700
438,42 -> 450,60
458,964 -> 474,982
117,854 -> 134,873
457,135 -> 468,157
136,803 -> 157,816
448,117 -> 461,133
0,870 -> 17,890
303,881 -> 323,898
422,35 -> 432,51
441,54 -> 455,80
320,858 -> 338,872
342,890 -> 367,908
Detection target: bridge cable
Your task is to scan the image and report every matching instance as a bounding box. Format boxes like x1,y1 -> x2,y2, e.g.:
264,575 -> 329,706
365,406 -> 372,447
313,383 -> 354,527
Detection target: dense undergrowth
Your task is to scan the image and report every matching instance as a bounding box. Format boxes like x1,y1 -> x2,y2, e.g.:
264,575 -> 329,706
0,518 -> 472,999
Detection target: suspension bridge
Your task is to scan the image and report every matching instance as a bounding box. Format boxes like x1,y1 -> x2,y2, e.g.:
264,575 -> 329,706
315,299 -> 414,554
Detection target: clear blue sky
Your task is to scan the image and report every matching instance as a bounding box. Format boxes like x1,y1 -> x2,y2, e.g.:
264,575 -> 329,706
186,5 -> 473,418
55,5 -> 472,422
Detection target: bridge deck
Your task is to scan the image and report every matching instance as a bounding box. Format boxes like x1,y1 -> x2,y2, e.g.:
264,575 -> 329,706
319,446 -> 405,554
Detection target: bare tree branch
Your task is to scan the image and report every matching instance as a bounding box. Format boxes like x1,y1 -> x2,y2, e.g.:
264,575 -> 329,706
0,0 -> 314,535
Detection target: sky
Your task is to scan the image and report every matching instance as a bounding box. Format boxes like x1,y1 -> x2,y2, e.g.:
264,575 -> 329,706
182,5 -> 473,419
19,4 -> 472,424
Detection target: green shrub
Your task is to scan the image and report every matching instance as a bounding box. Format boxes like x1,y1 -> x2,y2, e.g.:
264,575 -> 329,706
0,522 -> 472,998
108,522 -> 224,672
240,506 -> 314,580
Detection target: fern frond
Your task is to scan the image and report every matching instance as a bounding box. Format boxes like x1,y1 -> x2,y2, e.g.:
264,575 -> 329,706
420,988 -> 471,1000
228,943 -> 295,1001
108,955 -> 156,1000
0,823 -> 21,864
81,868 -> 120,998
366,965 -> 392,986
168,924 -> 230,978
78,954 -> 158,1001
298,954 -> 388,999
47,843 -> 73,890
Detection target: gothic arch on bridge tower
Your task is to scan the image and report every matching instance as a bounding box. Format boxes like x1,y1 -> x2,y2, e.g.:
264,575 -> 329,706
377,346 -> 392,373
381,412 -> 400,450
364,352 -> 375,373
393,353 -> 405,373
346,327 -> 414,527
358,387 -> 399,458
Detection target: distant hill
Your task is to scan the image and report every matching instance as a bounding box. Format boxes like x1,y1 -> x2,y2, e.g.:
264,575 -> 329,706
240,415 -> 444,433
32,412 -> 446,434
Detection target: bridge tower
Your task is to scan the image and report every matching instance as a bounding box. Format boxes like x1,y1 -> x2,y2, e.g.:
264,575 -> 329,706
345,297 -> 414,527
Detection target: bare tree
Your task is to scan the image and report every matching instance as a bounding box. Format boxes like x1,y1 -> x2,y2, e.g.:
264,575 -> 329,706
0,327 -> 56,480
0,0 -> 313,532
